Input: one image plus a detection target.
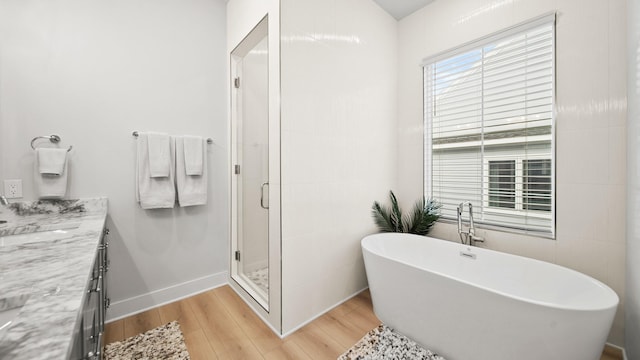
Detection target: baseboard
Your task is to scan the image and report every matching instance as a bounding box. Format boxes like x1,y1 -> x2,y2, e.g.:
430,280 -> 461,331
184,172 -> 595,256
604,343 -> 627,360
281,286 -> 369,338
106,271 -> 228,322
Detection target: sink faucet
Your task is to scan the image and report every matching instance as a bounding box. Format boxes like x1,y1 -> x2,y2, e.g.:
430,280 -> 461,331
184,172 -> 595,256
0,196 -> 8,224
457,201 -> 484,246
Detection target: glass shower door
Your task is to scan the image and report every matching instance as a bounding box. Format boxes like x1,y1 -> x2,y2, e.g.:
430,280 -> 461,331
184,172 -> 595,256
231,19 -> 269,310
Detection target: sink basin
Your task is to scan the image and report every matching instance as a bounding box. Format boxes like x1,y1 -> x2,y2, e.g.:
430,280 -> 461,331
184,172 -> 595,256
0,222 -> 81,238
0,223 -> 81,247
0,294 -> 30,340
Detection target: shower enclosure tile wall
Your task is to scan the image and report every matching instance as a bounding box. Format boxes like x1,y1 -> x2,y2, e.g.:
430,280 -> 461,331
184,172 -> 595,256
626,0 -> 640,357
280,0 -> 397,334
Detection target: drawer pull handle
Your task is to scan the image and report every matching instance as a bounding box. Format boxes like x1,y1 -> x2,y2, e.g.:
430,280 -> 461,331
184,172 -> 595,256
86,331 -> 103,359
88,275 -> 102,293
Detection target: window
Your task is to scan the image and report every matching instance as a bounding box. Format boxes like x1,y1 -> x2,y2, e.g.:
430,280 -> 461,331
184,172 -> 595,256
488,160 -> 515,209
523,159 -> 552,211
484,157 -> 552,215
423,14 -> 555,237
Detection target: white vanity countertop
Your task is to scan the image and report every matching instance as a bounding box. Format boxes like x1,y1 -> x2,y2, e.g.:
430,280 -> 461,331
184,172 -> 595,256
0,198 -> 108,360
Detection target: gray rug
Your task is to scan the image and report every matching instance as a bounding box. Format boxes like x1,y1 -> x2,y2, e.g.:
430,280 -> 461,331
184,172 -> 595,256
104,321 -> 190,360
339,325 -> 447,360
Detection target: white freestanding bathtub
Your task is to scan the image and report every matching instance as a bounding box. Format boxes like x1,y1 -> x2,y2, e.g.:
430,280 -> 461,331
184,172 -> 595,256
362,233 -> 618,360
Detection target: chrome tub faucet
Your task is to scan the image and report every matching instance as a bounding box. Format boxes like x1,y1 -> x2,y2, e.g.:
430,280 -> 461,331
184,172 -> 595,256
457,201 -> 484,246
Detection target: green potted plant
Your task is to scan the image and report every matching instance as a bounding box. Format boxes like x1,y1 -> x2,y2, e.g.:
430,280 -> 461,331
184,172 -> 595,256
371,190 -> 441,235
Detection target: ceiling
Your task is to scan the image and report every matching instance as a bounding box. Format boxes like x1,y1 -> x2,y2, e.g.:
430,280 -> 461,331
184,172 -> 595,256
372,0 -> 435,20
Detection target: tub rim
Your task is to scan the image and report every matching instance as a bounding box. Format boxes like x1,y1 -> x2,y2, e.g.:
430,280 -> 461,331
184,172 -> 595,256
362,232 -> 620,312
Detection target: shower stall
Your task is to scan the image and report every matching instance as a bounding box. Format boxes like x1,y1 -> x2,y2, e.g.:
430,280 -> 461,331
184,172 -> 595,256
227,0 -> 395,336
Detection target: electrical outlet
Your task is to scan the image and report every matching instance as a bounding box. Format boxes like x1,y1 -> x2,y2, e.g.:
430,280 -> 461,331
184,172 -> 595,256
3,179 -> 23,199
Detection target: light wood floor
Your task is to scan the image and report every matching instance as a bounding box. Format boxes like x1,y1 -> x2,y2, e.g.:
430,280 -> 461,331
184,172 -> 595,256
104,285 -> 623,360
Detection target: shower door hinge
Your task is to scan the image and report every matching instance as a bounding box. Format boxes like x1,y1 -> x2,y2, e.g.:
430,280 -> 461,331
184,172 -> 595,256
234,77 -> 240,89
235,251 -> 241,261
234,164 -> 240,174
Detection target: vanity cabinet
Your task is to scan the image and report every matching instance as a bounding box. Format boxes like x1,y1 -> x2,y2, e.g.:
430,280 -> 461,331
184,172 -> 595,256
70,227 -> 110,360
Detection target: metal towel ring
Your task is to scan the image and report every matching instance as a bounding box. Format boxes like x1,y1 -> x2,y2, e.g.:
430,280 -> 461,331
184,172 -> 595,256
30,135 -> 73,152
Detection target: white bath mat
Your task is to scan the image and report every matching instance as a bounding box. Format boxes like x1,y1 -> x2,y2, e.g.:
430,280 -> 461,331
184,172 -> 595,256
339,324 -> 447,360
104,321 -> 190,360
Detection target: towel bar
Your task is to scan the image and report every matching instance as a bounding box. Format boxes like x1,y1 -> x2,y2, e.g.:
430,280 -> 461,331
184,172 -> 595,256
132,131 -> 213,144
31,135 -> 73,152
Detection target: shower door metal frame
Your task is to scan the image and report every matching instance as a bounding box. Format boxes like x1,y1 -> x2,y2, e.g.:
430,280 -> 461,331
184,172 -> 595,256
230,16 -> 271,312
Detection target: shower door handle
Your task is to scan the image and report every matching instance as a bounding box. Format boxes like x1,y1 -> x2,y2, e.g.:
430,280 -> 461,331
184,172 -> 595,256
260,182 -> 269,209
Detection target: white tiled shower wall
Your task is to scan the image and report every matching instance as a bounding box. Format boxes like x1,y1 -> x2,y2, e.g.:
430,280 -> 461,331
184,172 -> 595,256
626,0 -> 639,357
280,0 -> 398,334
397,0 -> 627,346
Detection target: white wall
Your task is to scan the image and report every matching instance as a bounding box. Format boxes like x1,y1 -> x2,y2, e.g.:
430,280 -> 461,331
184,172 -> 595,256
626,0 -> 640,357
227,0 -> 282,333
280,0 -> 398,334
398,0 -> 627,346
0,0 -> 229,319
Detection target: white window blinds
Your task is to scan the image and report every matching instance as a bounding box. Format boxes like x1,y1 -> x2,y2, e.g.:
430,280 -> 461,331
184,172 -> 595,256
423,14 -> 556,237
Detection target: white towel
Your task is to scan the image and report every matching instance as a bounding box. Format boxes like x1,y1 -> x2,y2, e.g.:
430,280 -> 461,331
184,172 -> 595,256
147,132 -> 171,178
36,148 -> 68,175
175,136 -> 207,207
34,152 -> 68,199
183,136 -> 204,176
136,132 -> 176,209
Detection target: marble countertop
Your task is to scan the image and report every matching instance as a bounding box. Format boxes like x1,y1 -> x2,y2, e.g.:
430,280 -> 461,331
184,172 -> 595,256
0,198 -> 108,360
